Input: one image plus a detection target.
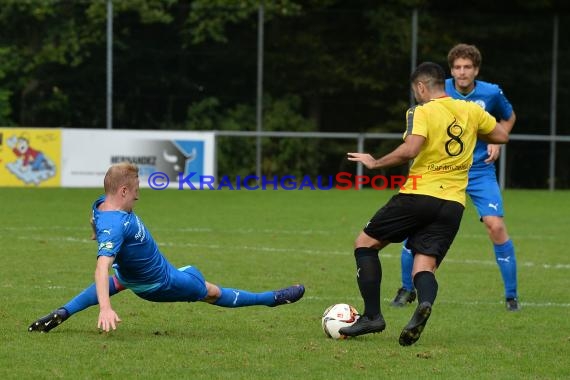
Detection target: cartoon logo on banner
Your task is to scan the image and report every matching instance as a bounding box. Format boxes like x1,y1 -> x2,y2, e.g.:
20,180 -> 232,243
168,140 -> 204,175
1,129 -> 60,186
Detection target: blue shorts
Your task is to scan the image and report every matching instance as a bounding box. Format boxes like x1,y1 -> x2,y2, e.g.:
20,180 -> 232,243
467,169 -> 504,218
135,265 -> 209,303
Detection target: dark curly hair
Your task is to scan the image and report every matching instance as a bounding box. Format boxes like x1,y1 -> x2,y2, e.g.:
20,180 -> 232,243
447,43 -> 482,68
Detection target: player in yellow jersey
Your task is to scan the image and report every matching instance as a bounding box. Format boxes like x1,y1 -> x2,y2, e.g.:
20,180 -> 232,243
338,62 -> 509,346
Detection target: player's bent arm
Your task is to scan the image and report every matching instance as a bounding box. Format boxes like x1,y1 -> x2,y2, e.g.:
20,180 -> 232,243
500,111 -> 516,134
347,134 -> 425,170
478,123 -> 509,144
484,113 -> 515,163
373,134 -> 425,168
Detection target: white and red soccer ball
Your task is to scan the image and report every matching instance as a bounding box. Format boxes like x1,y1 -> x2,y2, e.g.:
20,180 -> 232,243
321,303 -> 359,339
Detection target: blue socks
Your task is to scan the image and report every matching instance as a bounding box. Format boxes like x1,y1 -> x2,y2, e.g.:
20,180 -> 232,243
494,239 -> 518,299
401,239 -> 518,300
213,287 -> 275,308
62,276 -> 123,315
400,242 -> 414,291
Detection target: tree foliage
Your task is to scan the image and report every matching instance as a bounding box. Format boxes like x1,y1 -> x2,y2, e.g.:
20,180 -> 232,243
0,0 -> 568,185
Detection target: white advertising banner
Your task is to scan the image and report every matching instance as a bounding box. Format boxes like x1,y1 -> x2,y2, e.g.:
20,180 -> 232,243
61,129 -> 215,188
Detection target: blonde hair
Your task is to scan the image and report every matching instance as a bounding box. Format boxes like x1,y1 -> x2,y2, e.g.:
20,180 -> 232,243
104,162 -> 139,194
447,43 -> 482,68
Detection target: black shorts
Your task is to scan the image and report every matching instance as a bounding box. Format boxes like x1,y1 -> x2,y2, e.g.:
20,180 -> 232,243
363,193 -> 464,265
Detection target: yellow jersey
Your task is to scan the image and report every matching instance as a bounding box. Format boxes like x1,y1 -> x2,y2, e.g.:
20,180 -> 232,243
399,96 -> 497,205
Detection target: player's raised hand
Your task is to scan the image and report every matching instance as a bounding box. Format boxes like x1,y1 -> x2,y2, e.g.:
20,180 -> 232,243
347,153 -> 376,169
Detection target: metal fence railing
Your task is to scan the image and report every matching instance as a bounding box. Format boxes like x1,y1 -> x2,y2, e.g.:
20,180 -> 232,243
214,130 -> 570,191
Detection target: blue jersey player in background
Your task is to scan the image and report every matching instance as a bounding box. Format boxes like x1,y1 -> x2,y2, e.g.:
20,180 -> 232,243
391,43 -> 520,311
29,162 -> 305,333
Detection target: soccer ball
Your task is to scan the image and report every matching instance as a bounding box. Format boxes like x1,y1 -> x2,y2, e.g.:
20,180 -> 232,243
321,303 -> 359,339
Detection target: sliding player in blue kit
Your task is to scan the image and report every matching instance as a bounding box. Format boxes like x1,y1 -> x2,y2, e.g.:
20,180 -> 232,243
391,44 -> 520,311
29,162 -> 305,333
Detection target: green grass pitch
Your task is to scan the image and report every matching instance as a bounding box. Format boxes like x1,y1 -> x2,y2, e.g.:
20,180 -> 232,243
1,188 -> 569,379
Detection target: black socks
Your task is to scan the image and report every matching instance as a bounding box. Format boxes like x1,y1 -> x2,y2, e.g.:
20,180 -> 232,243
354,247 -> 382,318
413,271 -> 438,305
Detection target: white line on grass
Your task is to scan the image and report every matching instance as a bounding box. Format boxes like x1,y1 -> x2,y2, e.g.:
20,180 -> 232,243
305,296 -> 570,308
12,235 -> 570,270
0,226 -> 555,240
11,286 -> 569,308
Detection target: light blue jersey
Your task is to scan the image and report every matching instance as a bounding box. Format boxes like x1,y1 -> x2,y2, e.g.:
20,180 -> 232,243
445,79 -> 513,217
445,78 -> 513,174
93,195 -> 177,294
